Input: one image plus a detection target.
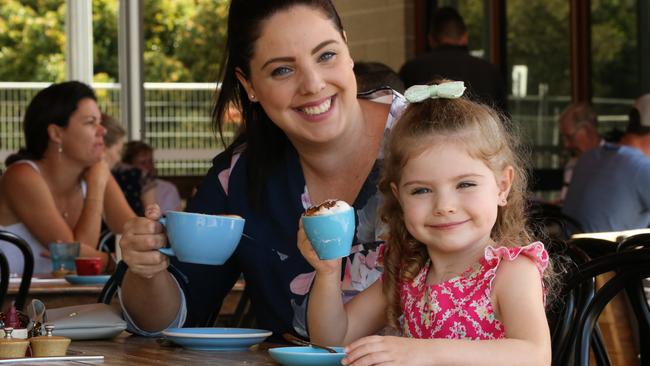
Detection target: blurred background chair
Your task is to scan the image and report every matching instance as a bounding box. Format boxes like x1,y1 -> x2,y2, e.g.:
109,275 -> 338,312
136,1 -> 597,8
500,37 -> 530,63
0,230 -> 33,311
528,201 -> 584,242
551,248 -> 650,366
617,234 -> 650,365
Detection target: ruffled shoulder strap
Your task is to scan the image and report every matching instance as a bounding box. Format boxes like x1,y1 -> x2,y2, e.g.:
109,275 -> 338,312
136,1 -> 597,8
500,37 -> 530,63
483,242 -> 549,299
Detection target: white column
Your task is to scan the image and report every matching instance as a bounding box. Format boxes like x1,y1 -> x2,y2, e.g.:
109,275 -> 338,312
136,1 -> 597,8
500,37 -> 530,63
65,0 -> 93,83
118,0 -> 145,140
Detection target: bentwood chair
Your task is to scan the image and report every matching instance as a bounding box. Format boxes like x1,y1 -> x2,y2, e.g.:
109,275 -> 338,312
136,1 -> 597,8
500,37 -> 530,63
528,201 -> 584,242
552,248 -> 650,366
617,234 -> 650,366
0,230 -> 33,311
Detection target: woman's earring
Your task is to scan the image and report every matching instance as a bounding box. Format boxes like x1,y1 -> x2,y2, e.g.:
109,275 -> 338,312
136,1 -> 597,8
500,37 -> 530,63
250,94 -> 256,101
58,144 -> 63,153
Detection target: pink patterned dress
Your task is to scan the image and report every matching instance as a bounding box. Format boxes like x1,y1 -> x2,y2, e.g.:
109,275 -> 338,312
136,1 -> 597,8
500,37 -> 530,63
400,242 -> 548,340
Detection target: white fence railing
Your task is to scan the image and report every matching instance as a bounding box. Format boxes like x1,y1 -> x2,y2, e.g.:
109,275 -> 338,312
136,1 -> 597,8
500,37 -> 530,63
0,82 -> 634,175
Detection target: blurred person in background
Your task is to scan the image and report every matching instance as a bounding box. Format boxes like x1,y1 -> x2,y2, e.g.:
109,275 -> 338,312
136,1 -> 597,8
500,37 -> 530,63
0,81 -> 135,275
122,141 -> 182,213
399,6 -> 507,113
101,115 -> 155,216
353,61 -> 404,94
563,94 -> 650,232
557,103 -> 603,202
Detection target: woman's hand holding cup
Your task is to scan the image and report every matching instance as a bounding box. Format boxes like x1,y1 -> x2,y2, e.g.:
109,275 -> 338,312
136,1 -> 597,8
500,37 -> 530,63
120,204 -> 170,279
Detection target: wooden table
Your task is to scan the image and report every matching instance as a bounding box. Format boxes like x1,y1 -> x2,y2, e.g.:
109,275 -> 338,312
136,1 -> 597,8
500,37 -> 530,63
4,333 -> 281,365
4,278 -> 103,309
571,227 -> 650,242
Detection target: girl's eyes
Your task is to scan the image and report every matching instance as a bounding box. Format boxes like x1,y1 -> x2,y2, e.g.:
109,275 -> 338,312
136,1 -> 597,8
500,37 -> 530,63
410,187 -> 431,195
457,182 -> 477,189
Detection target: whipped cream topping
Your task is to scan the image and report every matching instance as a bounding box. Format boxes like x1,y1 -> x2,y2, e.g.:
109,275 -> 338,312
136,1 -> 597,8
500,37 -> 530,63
304,199 -> 351,216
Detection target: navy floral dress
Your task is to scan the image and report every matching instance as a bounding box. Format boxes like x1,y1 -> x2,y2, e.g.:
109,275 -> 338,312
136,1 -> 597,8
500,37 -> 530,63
170,89 -> 407,340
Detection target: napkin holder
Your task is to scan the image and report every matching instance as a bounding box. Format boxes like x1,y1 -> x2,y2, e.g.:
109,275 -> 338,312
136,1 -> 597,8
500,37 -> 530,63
27,300 -> 126,341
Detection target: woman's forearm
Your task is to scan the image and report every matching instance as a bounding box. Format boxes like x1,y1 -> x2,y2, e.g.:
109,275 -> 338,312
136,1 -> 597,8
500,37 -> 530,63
307,271 -> 348,346
73,193 -> 104,248
121,270 -> 181,332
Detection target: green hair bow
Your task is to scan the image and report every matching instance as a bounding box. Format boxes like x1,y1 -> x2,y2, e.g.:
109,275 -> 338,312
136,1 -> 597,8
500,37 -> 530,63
404,81 -> 466,103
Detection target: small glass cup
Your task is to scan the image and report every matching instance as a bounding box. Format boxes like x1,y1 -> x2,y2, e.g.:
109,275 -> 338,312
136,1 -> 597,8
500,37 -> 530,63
49,242 -> 80,277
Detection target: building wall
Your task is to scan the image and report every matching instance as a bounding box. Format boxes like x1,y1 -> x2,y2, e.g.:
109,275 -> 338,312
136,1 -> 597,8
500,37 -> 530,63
332,0 -> 414,73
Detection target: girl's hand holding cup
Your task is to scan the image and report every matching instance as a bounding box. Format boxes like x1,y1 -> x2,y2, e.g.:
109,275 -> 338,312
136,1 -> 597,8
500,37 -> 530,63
297,199 -> 356,276
120,204 -> 170,279
297,219 -> 341,276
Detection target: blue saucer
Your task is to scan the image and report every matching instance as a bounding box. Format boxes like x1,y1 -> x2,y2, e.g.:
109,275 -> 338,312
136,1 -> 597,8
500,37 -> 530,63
162,328 -> 272,351
268,346 -> 346,366
64,274 -> 110,285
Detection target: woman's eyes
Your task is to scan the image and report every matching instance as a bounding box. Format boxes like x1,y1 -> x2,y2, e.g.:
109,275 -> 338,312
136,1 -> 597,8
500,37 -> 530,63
271,66 -> 293,77
269,52 -> 337,77
318,51 -> 336,62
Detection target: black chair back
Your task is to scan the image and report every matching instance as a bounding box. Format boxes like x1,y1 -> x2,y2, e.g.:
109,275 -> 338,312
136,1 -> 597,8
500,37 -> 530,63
0,231 -> 34,311
617,234 -> 650,365
552,248 -> 650,366
528,201 -> 584,242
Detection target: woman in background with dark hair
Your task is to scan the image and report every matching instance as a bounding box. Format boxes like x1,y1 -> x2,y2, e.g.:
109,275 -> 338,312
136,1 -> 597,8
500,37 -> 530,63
0,81 -> 135,275
119,0 -> 408,341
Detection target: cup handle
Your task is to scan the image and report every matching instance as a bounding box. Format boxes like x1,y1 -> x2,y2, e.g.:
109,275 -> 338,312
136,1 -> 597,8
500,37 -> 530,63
158,247 -> 176,257
157,217 -> 174,256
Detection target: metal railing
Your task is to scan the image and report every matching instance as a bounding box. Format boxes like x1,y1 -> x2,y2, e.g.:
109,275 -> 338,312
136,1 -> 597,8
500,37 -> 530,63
0,82 -> 634,177
0,82 -> 237,176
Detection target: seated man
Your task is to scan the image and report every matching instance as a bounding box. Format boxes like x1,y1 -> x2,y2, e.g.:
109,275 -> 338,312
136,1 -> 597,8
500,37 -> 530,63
557,103 -> 603,201
563,94 -> 650,232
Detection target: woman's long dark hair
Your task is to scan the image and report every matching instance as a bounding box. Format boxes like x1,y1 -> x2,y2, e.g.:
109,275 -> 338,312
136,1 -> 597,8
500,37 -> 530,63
211,0 -> 344,209
6,81 -> 96,166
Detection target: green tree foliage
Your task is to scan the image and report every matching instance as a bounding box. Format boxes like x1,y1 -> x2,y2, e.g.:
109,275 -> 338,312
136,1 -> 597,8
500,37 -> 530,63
0,0 -> 228,82
0,0 -> 66,81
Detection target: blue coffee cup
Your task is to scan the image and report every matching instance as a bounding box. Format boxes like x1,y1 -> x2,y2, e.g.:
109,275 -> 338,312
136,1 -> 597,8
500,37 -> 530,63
302,208 -> 355,260
158,211 -> 245,265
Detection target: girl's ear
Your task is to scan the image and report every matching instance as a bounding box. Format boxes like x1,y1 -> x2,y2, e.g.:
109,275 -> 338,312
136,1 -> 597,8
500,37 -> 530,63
497,166 -> 514,206
47,124 -> 64,144
235,68 -> 256,103
390,182 -> 402,205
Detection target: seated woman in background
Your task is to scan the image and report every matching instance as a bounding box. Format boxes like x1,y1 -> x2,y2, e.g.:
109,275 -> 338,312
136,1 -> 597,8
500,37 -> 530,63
101,114 -> 155,216
122,141 -> 182,213
0,81 -> 136,275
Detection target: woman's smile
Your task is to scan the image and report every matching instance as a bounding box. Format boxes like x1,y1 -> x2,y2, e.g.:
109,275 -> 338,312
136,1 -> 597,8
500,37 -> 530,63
295,95 -> 336,121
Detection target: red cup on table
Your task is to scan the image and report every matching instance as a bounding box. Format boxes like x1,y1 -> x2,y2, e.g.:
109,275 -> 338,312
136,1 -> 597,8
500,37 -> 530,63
75,257 -> 102,276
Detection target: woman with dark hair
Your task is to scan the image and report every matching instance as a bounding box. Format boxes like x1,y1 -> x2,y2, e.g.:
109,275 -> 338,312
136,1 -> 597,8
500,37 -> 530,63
119,0 -> 407,341
0,81 -> 135,275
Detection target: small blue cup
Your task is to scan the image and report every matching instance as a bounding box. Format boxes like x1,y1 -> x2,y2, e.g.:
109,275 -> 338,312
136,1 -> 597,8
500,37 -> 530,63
158,211 -> 245,265
302,208 -> 355,260
49,242 -> 81,275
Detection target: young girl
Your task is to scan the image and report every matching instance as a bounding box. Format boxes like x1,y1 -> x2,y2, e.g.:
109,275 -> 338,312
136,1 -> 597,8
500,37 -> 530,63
298,81 -> 552,365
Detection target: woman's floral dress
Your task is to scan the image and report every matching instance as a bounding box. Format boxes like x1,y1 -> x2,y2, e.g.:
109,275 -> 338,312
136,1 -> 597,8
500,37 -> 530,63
400,242 -> 548,340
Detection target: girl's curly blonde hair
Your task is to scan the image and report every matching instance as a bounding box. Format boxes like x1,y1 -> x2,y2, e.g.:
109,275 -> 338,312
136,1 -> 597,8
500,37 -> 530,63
379,88 -> 535,329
